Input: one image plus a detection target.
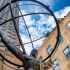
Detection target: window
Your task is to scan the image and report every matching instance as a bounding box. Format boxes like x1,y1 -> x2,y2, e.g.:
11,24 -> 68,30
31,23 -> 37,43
47,44 -> 53,55
52,59 -> 60,70
44,31 -> 50,37
63,46 -> 70,59
58,34 -> 64,45
65,22 -> 70,29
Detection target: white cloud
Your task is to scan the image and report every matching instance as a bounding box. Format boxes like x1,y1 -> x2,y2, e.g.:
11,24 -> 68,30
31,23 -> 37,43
24,43 -> 33,55
55,6 -> 70,19
24,16 -> 34,26
20,34 -> 30,43
19,10 -> 27,15
19,6 -> 70,55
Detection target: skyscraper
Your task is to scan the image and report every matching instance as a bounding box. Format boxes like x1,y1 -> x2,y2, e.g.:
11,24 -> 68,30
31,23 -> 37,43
0,0 -> 23,70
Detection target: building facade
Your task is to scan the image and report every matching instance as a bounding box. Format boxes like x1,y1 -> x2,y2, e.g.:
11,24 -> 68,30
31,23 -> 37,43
38,12 -> 70,70
0,0 -> 23,70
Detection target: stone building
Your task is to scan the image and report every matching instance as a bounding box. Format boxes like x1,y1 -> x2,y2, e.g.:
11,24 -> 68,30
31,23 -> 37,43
0,0 -> 23,70
38,12 -> 70,70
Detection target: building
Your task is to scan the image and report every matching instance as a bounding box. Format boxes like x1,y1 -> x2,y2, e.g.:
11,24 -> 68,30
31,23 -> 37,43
0,0 -> 23,70
38,12 -> 70,70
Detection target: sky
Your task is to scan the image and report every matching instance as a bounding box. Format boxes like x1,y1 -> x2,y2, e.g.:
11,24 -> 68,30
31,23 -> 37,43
38,0 -> 70,11
19,0 -> 70,55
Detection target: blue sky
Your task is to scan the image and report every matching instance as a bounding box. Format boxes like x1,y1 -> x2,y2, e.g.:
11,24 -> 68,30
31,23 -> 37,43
38,0 -> 70,11
19,0 -> 70,55
51,0 -> 70,11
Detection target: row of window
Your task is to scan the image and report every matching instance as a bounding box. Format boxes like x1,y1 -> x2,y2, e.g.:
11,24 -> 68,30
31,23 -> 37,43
47,32 -> 70,59
47,44 -> 70,59
46,22 -> 70,70
47,21 -> 70,58
51,46 -> 70,70
47,44 -> 70,70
